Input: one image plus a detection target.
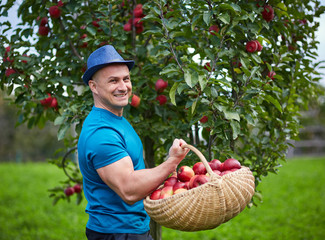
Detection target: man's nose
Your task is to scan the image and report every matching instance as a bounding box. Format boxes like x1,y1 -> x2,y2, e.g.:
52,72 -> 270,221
117,80 -> 128,90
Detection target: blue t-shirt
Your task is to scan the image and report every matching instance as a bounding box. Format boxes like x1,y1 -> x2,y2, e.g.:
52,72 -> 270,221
78,106 -> 150,234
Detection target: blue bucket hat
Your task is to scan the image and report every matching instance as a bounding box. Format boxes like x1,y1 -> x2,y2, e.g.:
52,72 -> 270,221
82,45 -> 135,85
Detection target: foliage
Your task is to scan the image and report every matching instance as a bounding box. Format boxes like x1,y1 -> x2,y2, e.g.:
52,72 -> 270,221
0,0 -> 324,209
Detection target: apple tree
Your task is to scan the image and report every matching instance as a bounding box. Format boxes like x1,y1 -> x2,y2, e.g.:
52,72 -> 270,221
0,0 -> 324,239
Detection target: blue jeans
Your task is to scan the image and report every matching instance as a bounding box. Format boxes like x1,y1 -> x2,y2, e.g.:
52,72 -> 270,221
86,228 -> 154,240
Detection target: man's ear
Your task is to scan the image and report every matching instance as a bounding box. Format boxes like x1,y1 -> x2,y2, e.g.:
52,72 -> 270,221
88,80 -> 98,94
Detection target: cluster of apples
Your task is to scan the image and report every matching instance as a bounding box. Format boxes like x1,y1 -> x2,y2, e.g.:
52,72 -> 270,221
149,158 -> 242,200
155,79 -> 168,105
40,93 -> 58,110
130,79 -> 169,108
123,4 -> 145,34
64,184 -> 82,197
38,1 -> 64,37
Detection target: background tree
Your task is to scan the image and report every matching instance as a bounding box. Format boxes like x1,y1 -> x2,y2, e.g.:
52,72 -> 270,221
1,0 -> 324,239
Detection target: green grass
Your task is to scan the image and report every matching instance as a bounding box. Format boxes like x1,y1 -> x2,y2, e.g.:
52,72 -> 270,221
0,157 -> 324,240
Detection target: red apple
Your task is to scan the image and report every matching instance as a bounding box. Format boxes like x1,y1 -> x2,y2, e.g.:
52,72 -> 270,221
150,189 -> 162,200
135,25 -> 144,34
223,158 -> 241,171
133,7 -> 143,18
58,0 -> 64,7
50,97 -> 58,109
164,177 -> 178,187
73,184 -> 82,193
80,34 -> 87,39
5,68 -> 16,77
64,187 -> 75,196
254,40 -> 263,51
156,95 -> 167,105
49,5 -> 61,19
246,40 -> 258,53
220,170 -> 232,176
267,71 -> 276,80
174,188 -> 188,195
209,159 -> 222,171
192,162 -> 207,175
92,20 -> 100,28
123,23 -> 132,32
130,94 -> 141,108
199,116 -> 208,123
173,181 -> 188,192
262,5 -> 274,22
40,17 -> 48,26
209,25 -> 219,36
213,169 -> 221,175
38,26 -> 49,36
155,79 -> 168,92
159,186 -> 173,199
189,175 -> 210,189
177,166 -> 195,182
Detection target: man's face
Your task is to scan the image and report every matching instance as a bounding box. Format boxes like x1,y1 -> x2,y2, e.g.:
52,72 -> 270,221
89,63 -> 132,116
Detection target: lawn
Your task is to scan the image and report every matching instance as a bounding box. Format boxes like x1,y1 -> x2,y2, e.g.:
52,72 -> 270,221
0,157 -> 324,240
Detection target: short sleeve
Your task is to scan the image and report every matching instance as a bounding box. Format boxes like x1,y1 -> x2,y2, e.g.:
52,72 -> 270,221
86,127 -> 129,169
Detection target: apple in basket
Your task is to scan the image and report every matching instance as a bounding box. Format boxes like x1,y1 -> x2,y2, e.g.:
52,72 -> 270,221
150,189 -> 162,200
173,181 -> 188,192
192,162 -> 207,175
159,186 -> 174,199
173,188 -> 188,195
209,159 -> 223,171
164,176 -> 178,187
189,175 -> 210,189
223,158 -> 241,171
177,165 -> 195,182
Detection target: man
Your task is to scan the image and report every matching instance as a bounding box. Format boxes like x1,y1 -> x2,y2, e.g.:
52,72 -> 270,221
78,45 -> 189,240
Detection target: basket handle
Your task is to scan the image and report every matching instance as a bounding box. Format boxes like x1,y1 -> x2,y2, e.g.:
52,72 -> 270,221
181,144 -> 214,176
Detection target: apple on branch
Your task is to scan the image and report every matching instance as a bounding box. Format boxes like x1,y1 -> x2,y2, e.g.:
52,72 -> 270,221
155,79 -> 168,92
130,94 -> 141,108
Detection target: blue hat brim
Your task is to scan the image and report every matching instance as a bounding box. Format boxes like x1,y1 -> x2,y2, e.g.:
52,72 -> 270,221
82,60 -> 135,85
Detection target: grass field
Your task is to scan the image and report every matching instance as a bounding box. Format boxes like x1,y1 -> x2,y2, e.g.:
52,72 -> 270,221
0,157 -> 324,240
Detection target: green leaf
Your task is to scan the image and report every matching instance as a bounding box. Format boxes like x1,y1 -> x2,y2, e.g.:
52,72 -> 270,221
218,13 -> 230,24
276,2 -> 287,11
54,116 -> 66,126
230,120 -> 240,139
217,106 -> 240,121
191,99 -> 198,114
184,70 -> 199,88
169,82 -> 179,106
86,26 -> 97,36
203,11 -> 211,26
57,124 -> 70,141
198,75 -> 207,91
264,95 -> 283,113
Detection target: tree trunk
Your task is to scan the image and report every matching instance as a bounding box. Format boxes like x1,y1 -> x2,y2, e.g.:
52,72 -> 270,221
144,136 -> 162,240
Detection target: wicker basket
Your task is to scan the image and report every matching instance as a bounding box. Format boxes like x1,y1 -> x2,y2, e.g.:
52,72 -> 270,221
143,144 -> 255,232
